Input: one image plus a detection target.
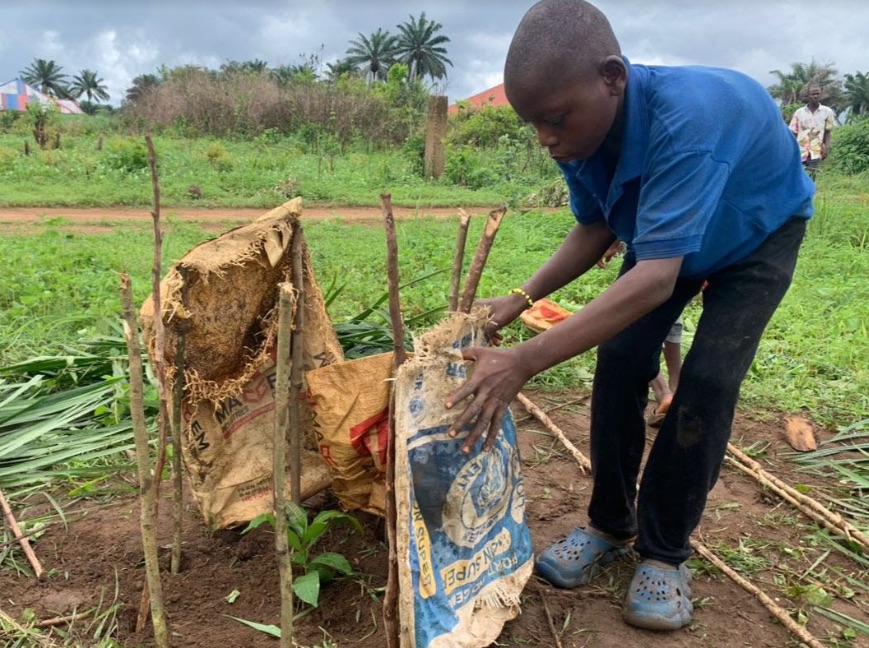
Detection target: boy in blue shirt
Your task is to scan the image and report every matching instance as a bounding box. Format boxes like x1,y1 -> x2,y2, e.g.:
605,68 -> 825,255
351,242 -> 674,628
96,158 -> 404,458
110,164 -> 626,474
445,0 -> 813,631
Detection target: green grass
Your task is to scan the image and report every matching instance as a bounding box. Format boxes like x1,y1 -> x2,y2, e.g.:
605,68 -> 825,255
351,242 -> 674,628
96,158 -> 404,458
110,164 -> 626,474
0,132 -> 556,209
1,172 -> 866,427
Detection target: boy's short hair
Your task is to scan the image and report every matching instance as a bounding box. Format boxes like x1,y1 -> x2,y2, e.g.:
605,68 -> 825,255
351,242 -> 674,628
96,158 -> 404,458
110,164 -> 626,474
505,0 -> 621,88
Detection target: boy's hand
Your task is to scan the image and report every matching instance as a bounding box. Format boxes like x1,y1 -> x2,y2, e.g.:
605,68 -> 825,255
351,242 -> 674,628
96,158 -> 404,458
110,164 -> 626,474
444,346 -> 532,454
596,240 -> 625,269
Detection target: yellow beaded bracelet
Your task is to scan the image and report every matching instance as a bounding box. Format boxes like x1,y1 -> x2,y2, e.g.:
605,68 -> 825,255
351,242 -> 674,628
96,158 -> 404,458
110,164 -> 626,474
509,287 -> 535,308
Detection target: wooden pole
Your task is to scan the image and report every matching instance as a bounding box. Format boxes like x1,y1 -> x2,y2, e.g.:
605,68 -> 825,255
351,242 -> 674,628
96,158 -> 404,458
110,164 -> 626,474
458,206 -> 508,313
289,223 -> 304,505
274,283 -> 296,648
0,488 -> 43,578
448,209 -> 472,312
144,134 -> 170,510
381,192 -> 405,648
170,266 -> 189,575
119,274 -> 169,648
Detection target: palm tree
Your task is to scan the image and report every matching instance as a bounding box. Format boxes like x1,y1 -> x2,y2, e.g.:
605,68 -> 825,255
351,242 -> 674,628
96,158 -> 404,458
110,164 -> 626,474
70,69 -> 110,103
395,13 -> 453,82
843,71 -> 869,118
768,61 -> 844,111
20,58 -> 68,97
325,58 -> 358,83
124,74 -> 161,104
345,28 -> 399,83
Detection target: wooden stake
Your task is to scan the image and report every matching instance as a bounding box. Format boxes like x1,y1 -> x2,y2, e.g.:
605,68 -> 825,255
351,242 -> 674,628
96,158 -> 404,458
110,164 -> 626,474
516,393 -> 591,474
34,609 -> 94,628
144,134 -> 170,509
170,265 -> 189,575
289,223 -> 304,505
691,539 -> 826,648
274,283 -> 296,648
448,209 -> 472,312
381,192 -> 405,648
120,274 -> 169,648
458,206 -> 507,313
0,488 -> 43,578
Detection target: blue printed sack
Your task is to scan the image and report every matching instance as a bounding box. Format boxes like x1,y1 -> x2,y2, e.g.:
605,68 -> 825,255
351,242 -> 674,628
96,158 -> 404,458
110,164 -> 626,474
395,312 -> 533,647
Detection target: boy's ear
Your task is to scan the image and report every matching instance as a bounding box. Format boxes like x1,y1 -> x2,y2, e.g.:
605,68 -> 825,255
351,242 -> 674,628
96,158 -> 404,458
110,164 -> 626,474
600,55 -> 627,93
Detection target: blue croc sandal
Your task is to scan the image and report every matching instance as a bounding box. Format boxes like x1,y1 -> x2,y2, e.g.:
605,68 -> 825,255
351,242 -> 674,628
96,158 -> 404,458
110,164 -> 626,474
623,561 -> 693,630
535,527 -> 631,588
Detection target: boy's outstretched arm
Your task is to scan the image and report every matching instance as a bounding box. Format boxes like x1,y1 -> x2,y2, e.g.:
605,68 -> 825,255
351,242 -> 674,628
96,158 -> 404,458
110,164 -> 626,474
446,254 -> 683,453
481,220 -> 617,340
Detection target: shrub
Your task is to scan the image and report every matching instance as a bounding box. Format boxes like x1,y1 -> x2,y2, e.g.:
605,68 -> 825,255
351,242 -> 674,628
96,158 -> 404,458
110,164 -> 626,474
204,142 -> 233,172
829,118 -> 869,174
448,105 -> 528,149
102,137 -> 149,173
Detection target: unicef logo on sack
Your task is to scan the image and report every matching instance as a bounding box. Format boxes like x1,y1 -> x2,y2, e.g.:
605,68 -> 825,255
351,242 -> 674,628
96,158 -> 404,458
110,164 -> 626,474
441,438 -> 513,548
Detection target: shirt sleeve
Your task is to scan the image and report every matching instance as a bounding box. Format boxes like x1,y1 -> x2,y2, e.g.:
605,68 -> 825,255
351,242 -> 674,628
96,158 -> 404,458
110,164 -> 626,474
824,108 -> 835,131
632,150 -> 731,261
788,111 -> 799,134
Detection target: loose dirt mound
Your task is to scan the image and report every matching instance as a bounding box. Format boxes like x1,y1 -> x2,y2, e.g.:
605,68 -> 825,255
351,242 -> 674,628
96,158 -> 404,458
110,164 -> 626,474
1,393 -> 864,647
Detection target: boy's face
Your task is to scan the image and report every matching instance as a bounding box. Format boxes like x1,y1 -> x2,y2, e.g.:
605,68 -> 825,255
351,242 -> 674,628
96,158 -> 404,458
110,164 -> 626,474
508,62 -> 625,163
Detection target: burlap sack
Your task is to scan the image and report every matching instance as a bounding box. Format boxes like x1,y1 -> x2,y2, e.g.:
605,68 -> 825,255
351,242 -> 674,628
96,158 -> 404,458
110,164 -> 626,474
305,352 -> 393,516
394,311 -> 533,648
140,198 -> 343,529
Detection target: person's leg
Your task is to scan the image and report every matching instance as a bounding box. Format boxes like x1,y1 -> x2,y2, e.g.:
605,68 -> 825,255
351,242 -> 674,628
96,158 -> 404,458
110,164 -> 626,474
635,218 -> 807,565
536,262 -> 701,588
587,270 -> 701,540
662,335 -> 682,394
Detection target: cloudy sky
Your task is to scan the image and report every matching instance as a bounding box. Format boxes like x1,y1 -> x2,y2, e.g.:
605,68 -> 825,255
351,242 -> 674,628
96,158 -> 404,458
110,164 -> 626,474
1,1 -> 867,106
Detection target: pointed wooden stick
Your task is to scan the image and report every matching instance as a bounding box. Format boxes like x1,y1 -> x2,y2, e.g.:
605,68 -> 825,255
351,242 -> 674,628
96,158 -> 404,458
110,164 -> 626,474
274,283 -> 296,648
170,266 -> 189,575
120,274 -> 169,648
144,134 -> 170,510
0,488 -> 43,578
448,209 -> 472,312
458,205 -> 507,313
289,222 -> 304,505
381,192 -> 405,648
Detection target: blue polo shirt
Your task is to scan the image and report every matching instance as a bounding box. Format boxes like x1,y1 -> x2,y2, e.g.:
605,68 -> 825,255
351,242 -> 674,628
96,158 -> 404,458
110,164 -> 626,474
558,60 -> 814,278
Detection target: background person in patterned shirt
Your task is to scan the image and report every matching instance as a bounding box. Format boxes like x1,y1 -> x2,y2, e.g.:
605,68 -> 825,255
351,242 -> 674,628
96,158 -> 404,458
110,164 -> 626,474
789,83 -> 836,176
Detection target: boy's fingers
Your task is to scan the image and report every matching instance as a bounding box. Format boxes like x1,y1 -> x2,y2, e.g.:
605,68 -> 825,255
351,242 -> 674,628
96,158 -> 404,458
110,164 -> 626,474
482,405 -> 507,451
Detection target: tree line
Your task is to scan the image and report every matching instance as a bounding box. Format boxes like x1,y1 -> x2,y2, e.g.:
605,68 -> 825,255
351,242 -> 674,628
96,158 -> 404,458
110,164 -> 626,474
767,61 -> 869,121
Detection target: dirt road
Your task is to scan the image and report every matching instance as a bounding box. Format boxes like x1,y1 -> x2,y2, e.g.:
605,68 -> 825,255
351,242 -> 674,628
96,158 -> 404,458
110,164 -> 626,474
0,205 -> 468,228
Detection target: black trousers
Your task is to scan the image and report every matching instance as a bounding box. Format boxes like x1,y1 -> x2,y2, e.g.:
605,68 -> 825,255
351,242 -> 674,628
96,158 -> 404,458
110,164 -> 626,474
587,218 -> 807,564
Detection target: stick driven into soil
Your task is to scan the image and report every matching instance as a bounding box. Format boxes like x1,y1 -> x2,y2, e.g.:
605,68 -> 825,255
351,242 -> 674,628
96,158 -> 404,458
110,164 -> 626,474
274,283 -> 296,648
726,443 -> 869,553
170,266 -> 189,575
448,208 -> 472,312
144,135 -> 171,512
690,539 -> 826,648
516,393 -> 591,474
120,274 -> 169,648
0,488 -> 43,578
381,192 -> 404,648
289,223 -> 304,505
458,206 -> 507,313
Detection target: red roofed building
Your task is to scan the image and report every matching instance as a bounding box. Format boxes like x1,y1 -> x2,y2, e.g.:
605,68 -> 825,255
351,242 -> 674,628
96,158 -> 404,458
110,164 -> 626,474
449,83 -> 511,115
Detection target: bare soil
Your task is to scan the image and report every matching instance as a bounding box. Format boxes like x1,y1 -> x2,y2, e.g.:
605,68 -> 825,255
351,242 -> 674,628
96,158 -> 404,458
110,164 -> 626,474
1,392 -> 865,648
0,205 -> 471,236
